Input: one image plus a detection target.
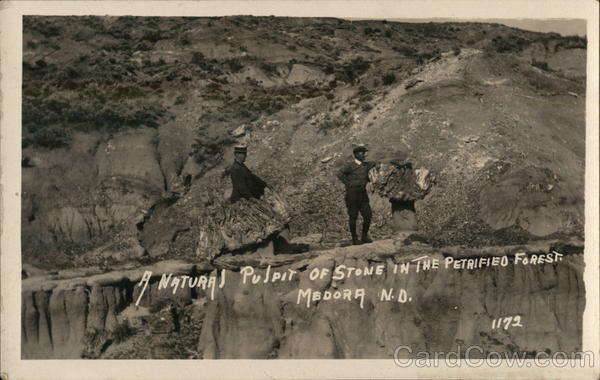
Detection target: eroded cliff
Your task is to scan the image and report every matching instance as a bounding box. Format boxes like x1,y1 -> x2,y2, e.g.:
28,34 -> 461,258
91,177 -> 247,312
22,239 -> 584,359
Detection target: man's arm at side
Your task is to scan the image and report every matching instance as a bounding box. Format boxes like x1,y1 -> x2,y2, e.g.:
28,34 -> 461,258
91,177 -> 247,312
337,163 -> 352,185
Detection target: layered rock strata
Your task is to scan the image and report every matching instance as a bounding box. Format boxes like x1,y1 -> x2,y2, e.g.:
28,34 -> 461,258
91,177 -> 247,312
22,239 -> 584,359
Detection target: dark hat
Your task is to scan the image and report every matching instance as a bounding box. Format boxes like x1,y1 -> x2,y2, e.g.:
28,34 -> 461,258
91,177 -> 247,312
234,144 -> 247,154
353,145 -> 368,154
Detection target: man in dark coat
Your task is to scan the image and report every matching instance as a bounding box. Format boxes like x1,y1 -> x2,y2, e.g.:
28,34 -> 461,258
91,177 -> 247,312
229,144 -> 268,202
337,145 -> 377,245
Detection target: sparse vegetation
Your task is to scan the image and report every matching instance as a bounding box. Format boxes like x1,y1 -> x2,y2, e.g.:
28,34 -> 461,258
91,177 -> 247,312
22,16 -> 586,151
554,35 -> 587,51
318,116 -> 347,135
225,58 -> 244,73
112,320 -> 136,343
174,95 -> 187,105
488,34 -> 530,53
340,56 -> 370,83
417,48 -> 441,63
393,44 -> 418,57
20,15 -> 586,272
149,298 -> 172,313
531,59 -> 552,72
260,62 -> 277,74
191,130 -> 236,167
22,125 -> 71,148
382,73 -> 396,85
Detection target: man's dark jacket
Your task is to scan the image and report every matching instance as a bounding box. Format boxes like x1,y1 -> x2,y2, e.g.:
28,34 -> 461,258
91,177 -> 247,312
229,161 -> 267,202
337,160 -> 377,189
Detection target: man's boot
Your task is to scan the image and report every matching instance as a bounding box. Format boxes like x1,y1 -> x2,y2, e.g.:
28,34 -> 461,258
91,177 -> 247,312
361,221 -> 373,244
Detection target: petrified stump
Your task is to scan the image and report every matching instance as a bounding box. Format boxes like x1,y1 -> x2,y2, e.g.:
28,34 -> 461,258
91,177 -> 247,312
391,200 -> 418,231
370,159 -> 432,232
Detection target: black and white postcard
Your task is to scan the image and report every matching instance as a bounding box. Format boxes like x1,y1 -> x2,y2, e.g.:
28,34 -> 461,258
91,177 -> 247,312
1,1 -> 598,379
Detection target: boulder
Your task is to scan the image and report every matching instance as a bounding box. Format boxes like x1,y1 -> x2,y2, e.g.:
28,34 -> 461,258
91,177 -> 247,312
230,124 -> 247,137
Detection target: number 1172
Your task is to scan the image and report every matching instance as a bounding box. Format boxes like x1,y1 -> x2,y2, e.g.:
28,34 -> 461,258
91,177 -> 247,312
492,316 -> 523,329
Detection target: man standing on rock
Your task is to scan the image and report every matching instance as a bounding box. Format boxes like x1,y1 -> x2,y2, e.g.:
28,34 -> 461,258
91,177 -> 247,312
337,145 -> 377,245
229,144 -> 268,202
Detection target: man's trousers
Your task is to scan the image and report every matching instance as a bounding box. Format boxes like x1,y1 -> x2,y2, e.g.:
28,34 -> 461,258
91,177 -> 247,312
345,186 -> 372,240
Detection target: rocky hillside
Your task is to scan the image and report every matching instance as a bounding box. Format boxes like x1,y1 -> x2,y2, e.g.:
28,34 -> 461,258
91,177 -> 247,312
20,16 -> 587,361
22,16 -> 586,269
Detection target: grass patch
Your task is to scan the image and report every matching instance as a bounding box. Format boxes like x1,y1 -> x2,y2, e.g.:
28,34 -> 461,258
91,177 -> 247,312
531,59 -> 552,72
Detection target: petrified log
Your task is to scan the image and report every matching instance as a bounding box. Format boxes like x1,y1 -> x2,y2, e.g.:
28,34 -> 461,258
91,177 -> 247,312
196,187 -> 291,259
370,161 -> 432,201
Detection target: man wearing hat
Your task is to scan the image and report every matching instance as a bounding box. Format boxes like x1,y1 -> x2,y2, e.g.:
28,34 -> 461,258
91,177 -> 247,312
229,144 -> 268,202
337,145 -> 377,245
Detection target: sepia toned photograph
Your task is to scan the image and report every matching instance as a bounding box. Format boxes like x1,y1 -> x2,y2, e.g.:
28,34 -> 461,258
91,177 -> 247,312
1,2 -> 598,379
17,13 -> 589,361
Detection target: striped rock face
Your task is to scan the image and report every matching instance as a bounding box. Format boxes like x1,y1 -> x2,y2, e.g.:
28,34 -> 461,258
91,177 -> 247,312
191,173 -> 291,259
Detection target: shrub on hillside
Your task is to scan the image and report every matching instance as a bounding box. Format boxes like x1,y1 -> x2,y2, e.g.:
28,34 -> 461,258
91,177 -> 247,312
23,125 -> 71,149
382,73 -> 396,85
531,59 -> 552,72
318,116 -> 347,134
522,68 -> 562,93
324,65 -> 335,75
225,58 -> 244,73
106,28 -> 131,40
489,35 -> 530,54
363,27 -> 381,36
340,56 -> 370,83
178,33 -> 191,45
260,62 -> 277,75
320,26 -> 335,36
416,48 -> 441,63
22,94 -> 167,148
112,320 -> 136,343
142,30 -> 162,43
33,21 -> 61,38
35,59 -> 47,68
393,45 -> 418,57
191,51 -> 205,64
136,42 -> 152,51
191,131 -> 236,166
554,35 -> 587,52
